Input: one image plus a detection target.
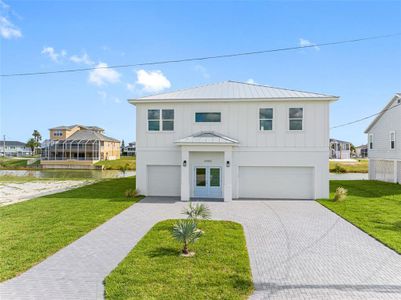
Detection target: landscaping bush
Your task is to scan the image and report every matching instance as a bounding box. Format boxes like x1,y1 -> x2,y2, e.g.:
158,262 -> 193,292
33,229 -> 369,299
333,186 -> 348,202
124,188 -> 138,199
182,202 -> 211,223
333,164 -> 346,174
171,219 -> 202,255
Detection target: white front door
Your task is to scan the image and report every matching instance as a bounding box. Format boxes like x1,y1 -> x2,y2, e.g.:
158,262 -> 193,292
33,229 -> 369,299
194,167 -> 222,198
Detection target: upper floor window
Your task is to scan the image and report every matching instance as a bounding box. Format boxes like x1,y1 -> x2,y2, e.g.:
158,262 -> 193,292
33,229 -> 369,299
369,134 -> 373,149
289,108 -> 303,131
259,108 -> 273,130
195,112 -> 221,123
148,109 -> 174,131
390,131 -> 396,149
53,130 -> 63,137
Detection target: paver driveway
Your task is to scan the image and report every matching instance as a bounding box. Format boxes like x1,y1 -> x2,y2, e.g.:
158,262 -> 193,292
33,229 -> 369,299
1,198 -> 401,299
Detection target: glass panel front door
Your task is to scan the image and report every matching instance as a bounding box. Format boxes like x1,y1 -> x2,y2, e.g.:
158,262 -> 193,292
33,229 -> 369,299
194,167 -> 222,198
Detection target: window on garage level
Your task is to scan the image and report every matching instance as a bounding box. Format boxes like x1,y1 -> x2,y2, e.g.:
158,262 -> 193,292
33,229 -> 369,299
195,112 -> 221,122
390,131 -> 396,149
148,109 -> 174,131
289,108 -> 303,130
259,108 -> 273,130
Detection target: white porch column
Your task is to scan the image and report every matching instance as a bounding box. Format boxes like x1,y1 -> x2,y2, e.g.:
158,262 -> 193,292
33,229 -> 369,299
224,148 -> 233,202
181,148 -> 190,201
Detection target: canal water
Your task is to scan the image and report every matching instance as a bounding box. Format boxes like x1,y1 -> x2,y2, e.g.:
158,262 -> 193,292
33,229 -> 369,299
0,169 -> 136,179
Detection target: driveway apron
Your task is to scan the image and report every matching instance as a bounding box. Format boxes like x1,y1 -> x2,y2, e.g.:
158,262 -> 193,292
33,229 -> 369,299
1,197 -> 400,299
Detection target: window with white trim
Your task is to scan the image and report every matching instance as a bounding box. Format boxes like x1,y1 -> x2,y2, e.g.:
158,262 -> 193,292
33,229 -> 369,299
369,134 -> 373,149
289,108 -> 303,130
259,108 -> 273,130
195,112 -> 221,122
53,130 -> 63,137
148,109 -> 174,131
390,131 -> 395,149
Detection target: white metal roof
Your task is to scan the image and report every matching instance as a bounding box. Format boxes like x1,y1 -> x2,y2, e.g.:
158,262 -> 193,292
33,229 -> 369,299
130,81 -> 338,103
364,93 -> 401,133
175,131 -> 239,145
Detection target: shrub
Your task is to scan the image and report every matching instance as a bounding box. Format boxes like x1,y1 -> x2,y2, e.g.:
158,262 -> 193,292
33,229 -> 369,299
333,187 -> 348,202
124,188 -> 138,198
333,164 -> 346,174
171,219 -> 203,255
182,202 -> 211,223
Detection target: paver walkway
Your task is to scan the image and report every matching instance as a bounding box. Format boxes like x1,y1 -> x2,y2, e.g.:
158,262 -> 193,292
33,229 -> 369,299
1,198 -> 400,299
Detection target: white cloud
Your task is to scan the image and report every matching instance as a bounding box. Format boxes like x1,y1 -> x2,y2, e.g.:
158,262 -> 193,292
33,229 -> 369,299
41,47 -> 67,62
126,83 -> 135,92
113,97 -> 121,104
135,69 -> 171,93
0,16 -> 21,39
70,52 -> 94,65
88,62 -> 121,86
246,78 -> 256,84
299,38 -> 320,51
194,64 -> 210,79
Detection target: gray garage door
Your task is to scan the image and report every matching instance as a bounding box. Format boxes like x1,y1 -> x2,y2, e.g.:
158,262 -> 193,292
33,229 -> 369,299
147,165 -> 181,196
239,166 -> 314,199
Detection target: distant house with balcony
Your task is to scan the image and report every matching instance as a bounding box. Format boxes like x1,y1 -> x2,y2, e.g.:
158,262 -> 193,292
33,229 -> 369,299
122,142 -> 136,156
355,144 -> 368,158
0,141 -> 32,157
330,138 -> 351,159
41,125 -> 120,169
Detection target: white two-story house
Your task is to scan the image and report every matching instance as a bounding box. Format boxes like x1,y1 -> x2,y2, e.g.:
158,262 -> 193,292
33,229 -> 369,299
365,93 -> 401,183
129,81 -> 338,201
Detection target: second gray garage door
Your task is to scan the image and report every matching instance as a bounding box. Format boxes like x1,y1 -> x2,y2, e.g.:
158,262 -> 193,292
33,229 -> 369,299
239,166 -> 314,199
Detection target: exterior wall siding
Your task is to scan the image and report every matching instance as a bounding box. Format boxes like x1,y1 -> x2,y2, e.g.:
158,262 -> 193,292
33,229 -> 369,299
135,100 -> 330,199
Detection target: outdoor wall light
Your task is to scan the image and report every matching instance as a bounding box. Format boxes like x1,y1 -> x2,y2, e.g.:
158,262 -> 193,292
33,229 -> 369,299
226,161 -> 230,167
183,160 -> 187,167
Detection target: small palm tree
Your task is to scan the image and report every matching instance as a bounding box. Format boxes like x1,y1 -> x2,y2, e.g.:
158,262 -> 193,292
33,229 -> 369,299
182,202 -> 211,223
172,220 -> 202,255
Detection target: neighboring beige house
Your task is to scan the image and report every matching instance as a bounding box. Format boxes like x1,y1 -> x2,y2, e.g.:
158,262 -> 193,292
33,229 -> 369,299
365,93 -> 401,183
41,125 -> 120,169
130,81 -> 338,201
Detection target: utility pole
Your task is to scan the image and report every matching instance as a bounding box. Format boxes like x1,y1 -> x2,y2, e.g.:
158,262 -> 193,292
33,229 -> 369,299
2,135 -> 5,157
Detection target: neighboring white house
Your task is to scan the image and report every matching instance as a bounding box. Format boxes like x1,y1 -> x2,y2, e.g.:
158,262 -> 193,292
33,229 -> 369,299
329,138 -> 351,159
355,144 -> 368,158
0,141 -> 33,157
122,142 -> 136,156
129,81 -> 338,201
365,93 -> 401,183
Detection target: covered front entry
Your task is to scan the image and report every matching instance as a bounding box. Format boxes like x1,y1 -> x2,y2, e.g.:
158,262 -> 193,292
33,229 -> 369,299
176,131 -> 238,202
194,166 -> 222,198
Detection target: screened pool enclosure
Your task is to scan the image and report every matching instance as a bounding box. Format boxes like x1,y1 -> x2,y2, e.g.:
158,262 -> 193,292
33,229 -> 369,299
41,139 -> 102,161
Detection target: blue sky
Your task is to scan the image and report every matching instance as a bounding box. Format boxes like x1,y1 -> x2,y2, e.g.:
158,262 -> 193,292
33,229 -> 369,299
1,0 -> 400,146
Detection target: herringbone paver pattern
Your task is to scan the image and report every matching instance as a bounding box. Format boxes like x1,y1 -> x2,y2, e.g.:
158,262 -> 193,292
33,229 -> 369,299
1,198 -> 400,299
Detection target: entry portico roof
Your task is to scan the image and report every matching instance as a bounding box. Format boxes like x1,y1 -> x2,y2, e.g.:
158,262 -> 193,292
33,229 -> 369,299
175,131 -> 239,145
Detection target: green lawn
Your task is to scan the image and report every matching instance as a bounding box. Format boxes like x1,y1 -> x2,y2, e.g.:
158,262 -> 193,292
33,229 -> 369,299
0,157 -> 41,170
105,220 -> 254,300
95,156 -> 136,170
318,180 -> 401,254
0,177 -> 140,282
329,159 -> 368,173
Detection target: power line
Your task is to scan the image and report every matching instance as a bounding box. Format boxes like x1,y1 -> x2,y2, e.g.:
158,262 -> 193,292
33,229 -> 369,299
330,100 -> 401,129
2,32 -> 401,77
